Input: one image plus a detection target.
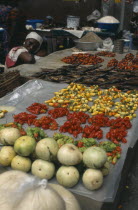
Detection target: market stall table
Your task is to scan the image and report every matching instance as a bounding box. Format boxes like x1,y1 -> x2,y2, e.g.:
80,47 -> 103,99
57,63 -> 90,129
5,48 -> 138,92
0,79 -> 138,210
5,47 -> 137,77
27,28 -> 116,54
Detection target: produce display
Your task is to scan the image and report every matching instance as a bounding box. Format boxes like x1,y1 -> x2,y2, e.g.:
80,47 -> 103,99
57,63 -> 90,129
14,136 -> 36,156
53,133 -> 74,147
0,146 -> 16,166
0,80 -> 138,194
26,102 -> 48,114
56,165 -> 80,188
48,107 -> 69,118
31,53 -> 138,91
26,127 -> 47,140
82,168 -> 103,190
108,53 -> 138,71
107,58 -> 118,68
61,53 -> 104,65
82,147 -> 107,169
14,112 -> 58,130
14,112 -> 37,125
0,109 -> 7,118
32,159 -> 55,179
95,51 -> 116,57
57,144 -> 83,166
11,155 -> 31,172
0,127 -> 21,145
3,122 -> 27,136
35,138 -> 59,161
0,105 -> 15,112
45,83 -> 138,119
0,106 -> 124,191
0,128 -> 109,190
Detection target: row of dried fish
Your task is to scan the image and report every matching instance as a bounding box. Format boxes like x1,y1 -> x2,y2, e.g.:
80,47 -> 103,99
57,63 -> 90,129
31,63 -> 138,91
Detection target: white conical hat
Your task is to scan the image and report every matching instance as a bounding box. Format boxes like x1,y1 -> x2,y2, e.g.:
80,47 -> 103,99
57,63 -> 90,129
26,32 -> 43,45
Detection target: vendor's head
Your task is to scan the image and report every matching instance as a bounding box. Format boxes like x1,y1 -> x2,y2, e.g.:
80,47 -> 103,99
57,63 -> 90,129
24,32 -> 43,54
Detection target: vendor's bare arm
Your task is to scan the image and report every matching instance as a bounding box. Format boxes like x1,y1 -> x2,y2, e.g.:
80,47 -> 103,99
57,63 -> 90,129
19,52 -> 36,64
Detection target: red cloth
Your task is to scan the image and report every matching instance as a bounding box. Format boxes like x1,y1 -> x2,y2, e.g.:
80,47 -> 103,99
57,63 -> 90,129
5,46 -> 27,68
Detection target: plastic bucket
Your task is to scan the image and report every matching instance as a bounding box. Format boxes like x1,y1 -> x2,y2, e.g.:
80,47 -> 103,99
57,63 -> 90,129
113,39 -> 124,54
123,39 -> 130,52
26,19 -> 44,29
97,22 -> 120,33
67,16 -> 80,29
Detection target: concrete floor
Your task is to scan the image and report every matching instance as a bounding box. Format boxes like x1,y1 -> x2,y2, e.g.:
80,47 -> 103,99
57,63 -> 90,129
118,145 -> 138,210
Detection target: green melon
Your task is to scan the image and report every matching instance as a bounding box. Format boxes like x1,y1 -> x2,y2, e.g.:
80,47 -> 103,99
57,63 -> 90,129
14,136 -> 36,157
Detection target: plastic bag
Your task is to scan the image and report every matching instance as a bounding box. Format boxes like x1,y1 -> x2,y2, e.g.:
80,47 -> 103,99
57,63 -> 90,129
0,170 -> 81,210
97,38 -> 114,52
123,30 -> 131,39
87,10 -> 101,21
103,38 -> 113,48
122,30 -> 133,50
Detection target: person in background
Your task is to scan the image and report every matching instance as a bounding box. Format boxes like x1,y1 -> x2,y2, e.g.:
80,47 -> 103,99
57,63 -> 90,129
0,0 -> 26,62
130,4 -> 138,34
130,1 -> 138,50
5,32 -> 47,69
0,1 -> 15,61
7,5 -> 27,49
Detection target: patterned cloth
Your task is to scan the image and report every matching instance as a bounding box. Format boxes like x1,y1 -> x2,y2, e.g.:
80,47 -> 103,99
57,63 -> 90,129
5,46 -> 28,68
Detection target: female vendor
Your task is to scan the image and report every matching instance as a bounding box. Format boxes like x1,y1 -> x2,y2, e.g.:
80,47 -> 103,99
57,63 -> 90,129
5,32 -> 47,69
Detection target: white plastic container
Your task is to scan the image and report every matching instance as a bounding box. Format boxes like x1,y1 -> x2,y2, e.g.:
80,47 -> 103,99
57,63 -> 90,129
123,39 -> 130,53
67,16 -> 80,29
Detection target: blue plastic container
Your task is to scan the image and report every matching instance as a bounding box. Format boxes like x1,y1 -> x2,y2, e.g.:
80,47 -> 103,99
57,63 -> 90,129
26,19 -> 44,29
97,22 -> 120,33
0,28 -> 4,31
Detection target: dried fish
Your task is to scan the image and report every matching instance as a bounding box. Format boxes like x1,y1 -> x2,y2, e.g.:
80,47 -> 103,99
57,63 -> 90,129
30,58 -> 138,90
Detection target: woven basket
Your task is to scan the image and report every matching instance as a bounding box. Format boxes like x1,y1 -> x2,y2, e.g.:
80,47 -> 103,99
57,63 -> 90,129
0,71 -> 21,98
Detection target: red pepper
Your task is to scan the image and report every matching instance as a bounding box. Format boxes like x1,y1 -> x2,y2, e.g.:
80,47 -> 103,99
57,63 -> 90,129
20,129 -> 26,136
77,142 -> 84,147
113,140 -> 119,144
53,103 -> 59,107
122,138 -> 127,143
26,103 -> 48,115
116,146 -> 122,152
48,107 -> 69,118
107,152 -> 112,156
34,133 -> 39,138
